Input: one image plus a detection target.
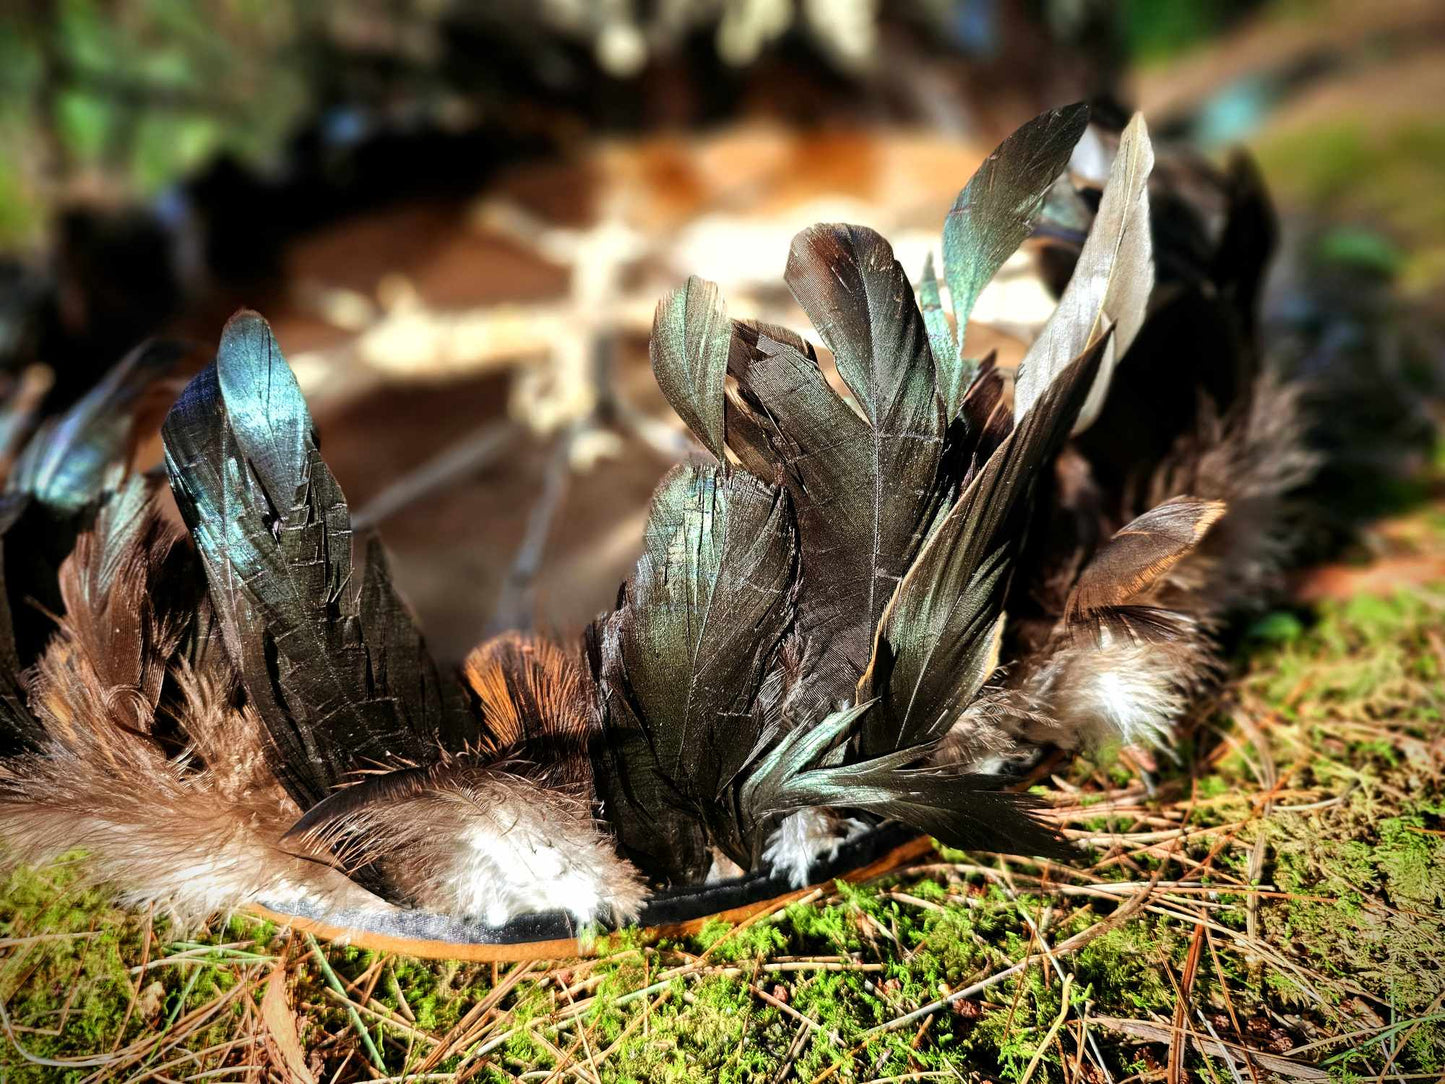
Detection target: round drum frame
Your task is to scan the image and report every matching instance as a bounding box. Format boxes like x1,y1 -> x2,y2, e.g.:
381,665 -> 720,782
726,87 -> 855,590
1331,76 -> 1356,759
250,826 -> 933,961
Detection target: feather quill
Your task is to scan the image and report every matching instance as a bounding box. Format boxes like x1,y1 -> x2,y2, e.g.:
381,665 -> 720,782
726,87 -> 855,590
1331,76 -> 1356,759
727,224 -> 949,708
940,103 -> 1090,415
858,334 -> 1109,754
1013,113 -> 1155,433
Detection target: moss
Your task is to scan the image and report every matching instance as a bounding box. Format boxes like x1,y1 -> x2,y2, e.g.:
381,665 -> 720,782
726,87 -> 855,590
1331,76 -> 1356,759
1255,119 -> 1445,244
692,915 -> 788,961
1074,927 -> 1177,1015
3,530 -> 1445,1078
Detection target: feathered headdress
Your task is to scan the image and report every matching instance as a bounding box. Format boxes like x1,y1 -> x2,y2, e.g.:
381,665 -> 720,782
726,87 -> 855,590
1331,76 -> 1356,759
0,105 -> 1312,952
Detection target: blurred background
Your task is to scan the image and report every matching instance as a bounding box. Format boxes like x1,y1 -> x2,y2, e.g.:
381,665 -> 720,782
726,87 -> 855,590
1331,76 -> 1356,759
0,0 -> 1442,664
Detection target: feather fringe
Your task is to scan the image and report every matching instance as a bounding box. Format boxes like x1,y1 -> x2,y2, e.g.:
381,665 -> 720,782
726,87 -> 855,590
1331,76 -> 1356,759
291,757 -> 646,928
0,743 -> 385,926
0,493 -> 387,925
1150,375 -> 1320,616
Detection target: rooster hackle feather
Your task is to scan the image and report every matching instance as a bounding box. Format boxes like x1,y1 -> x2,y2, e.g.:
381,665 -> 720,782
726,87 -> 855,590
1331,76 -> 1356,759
0,103 -> 1326,936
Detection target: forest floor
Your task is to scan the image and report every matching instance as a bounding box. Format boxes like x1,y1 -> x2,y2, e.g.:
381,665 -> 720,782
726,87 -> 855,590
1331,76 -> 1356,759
4,6 -> 1445,1079
1,464 -> 1442,1082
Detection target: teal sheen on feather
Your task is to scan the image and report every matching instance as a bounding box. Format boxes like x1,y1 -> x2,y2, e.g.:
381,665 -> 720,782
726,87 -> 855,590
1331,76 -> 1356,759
595,463 -> 796,875
857,333 -> 1109,756
650,277 -> 732,463
163,311 -> 466,812
941,102 -> 1090,416
1013,112 -> 1155,432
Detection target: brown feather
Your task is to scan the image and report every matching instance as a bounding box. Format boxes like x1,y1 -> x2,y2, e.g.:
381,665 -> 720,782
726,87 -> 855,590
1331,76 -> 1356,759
285,752 -> 645,926
1064,496 -> 1226,622
4,607 -> 384,925
1144,376 -> 1317,618
462,632 -> 594,788
33,481 -> 190,751
0,485 -> 382,924
0,736 -> 384,925
285,634 -> 634,925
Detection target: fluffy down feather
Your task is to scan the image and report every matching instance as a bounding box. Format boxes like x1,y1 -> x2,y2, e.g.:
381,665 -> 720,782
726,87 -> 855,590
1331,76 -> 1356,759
292,758 -> 647,928
0,497 -> 387,925
1018,621 -> 1215,750
0,744 -> 386,925
0,651 -> 385,925
930,686 -> 1047,771
1024,378 -> 1315,753
762,808 -> 869,888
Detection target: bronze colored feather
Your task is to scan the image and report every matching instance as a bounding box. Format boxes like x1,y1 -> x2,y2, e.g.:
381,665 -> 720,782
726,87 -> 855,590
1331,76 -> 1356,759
462,632 -> 595,788
1064,496 -> 1227,622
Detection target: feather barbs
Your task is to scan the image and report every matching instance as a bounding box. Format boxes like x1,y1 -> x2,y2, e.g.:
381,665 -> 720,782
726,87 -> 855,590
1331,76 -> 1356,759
0,102 -> 1321,941
1064,496 -> 1227,625
462,632 -> 592,757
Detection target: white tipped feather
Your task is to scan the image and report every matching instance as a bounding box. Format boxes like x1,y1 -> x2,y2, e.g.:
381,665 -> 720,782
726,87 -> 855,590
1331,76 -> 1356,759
1022,622 -> 1213,750
437,786 -> 647,928
299,766 -> 647,928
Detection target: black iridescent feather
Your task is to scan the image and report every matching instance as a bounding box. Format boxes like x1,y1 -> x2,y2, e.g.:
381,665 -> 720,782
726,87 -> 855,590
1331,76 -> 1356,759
7,339 -> 185,512
858,334 -> 1109,756
162,311 -> 471,810
594,138 -> 1119,878
591,463 -> 798,877
724,228 -> 954,728
939,102 -> 1091,415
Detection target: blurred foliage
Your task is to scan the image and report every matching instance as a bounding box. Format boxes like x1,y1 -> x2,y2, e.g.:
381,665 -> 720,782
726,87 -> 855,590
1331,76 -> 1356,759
1115,0 -> 1257,63
1256,119 -> 1445,295
0,0 -> 316,246
1256,121 -> 1445,235
0,0 -> 1285,250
